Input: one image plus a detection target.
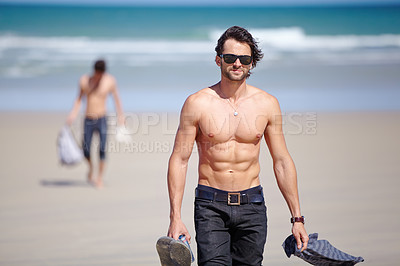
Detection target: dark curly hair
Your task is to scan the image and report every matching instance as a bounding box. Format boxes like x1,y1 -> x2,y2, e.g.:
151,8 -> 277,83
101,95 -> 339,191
215,26 -> 263,76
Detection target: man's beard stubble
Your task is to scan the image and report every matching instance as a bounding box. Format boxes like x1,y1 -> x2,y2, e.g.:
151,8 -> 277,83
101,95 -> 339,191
221,65 -> 249,81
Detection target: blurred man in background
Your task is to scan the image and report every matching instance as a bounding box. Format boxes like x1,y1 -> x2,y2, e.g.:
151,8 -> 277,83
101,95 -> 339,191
67,59 -> 124,188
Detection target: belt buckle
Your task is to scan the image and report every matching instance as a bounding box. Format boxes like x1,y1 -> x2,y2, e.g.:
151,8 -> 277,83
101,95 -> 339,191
227,192 -> 241,205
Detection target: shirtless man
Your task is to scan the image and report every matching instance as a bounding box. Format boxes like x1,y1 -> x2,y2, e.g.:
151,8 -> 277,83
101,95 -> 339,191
66,59 -> 124,188
167,26 -> 308,265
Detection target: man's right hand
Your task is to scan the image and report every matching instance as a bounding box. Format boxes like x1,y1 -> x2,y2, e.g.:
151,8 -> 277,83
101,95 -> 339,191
167,218 -> 191,243
66,116 -> 73,126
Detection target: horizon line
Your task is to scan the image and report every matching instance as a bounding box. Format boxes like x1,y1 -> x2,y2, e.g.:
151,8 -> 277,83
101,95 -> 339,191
1,1 -> 400,8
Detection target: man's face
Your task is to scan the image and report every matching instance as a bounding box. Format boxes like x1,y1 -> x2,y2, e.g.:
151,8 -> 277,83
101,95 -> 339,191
216,39 -> 253,81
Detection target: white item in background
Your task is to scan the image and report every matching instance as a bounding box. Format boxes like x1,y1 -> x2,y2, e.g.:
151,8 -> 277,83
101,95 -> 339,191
57,125 -> 83,165
115,126 -> 132,143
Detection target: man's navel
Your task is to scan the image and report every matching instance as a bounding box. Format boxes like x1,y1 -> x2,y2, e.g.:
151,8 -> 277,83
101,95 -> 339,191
208,133 -> 214,138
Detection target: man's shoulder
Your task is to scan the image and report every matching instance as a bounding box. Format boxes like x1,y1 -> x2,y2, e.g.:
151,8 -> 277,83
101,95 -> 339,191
103,72 -> 116,79
186,87 -> 216,104
101,73 -> 116,84
181,87 -> 215,114
79,75 -> 90,92
79,74 -> 90,83
248,85 -> 279,104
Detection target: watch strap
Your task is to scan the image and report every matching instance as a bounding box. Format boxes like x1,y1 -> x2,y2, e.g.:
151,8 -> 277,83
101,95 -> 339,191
290,216 -> 305,224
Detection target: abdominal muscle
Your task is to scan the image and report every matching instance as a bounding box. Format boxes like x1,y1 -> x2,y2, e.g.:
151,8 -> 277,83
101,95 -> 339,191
85,96 -> 107,118
197,140 -> 261,191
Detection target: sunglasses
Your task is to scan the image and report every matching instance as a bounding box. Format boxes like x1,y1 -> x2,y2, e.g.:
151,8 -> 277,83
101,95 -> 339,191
219,54 -> 252,65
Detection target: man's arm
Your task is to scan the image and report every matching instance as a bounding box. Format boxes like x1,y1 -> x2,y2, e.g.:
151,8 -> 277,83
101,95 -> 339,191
66,82 -> 85,125
264,96 -> 309,251
167,95 -> 199,242
110,77 -> 125,126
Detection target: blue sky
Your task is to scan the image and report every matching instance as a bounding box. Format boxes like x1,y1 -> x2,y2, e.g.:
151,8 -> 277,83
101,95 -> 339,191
1,0 -> 400,6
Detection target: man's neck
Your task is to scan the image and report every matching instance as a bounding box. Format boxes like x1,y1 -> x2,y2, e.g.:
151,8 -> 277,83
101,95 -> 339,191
92,71 -> 104,79
219,78 -> 247,102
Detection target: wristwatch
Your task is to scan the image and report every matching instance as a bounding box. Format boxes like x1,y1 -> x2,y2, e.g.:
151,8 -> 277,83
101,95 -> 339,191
290,216 -> 305,224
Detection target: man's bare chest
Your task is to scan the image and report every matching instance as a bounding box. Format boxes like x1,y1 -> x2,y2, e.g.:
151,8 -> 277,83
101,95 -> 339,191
198,112 -> 268,144
84,83 -> 111,99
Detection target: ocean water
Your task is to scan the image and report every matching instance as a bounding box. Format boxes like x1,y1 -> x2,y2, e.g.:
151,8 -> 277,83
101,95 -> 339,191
1,4 -> 400,112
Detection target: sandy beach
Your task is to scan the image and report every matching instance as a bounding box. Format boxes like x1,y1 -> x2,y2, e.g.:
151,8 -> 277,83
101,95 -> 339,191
0,111 -> 399,265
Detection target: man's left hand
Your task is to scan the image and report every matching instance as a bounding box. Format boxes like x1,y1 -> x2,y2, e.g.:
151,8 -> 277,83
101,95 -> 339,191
292,223 -> 309,252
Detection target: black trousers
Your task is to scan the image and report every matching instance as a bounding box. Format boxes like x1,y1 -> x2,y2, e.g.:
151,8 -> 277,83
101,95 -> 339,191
194,185 -> 268,266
